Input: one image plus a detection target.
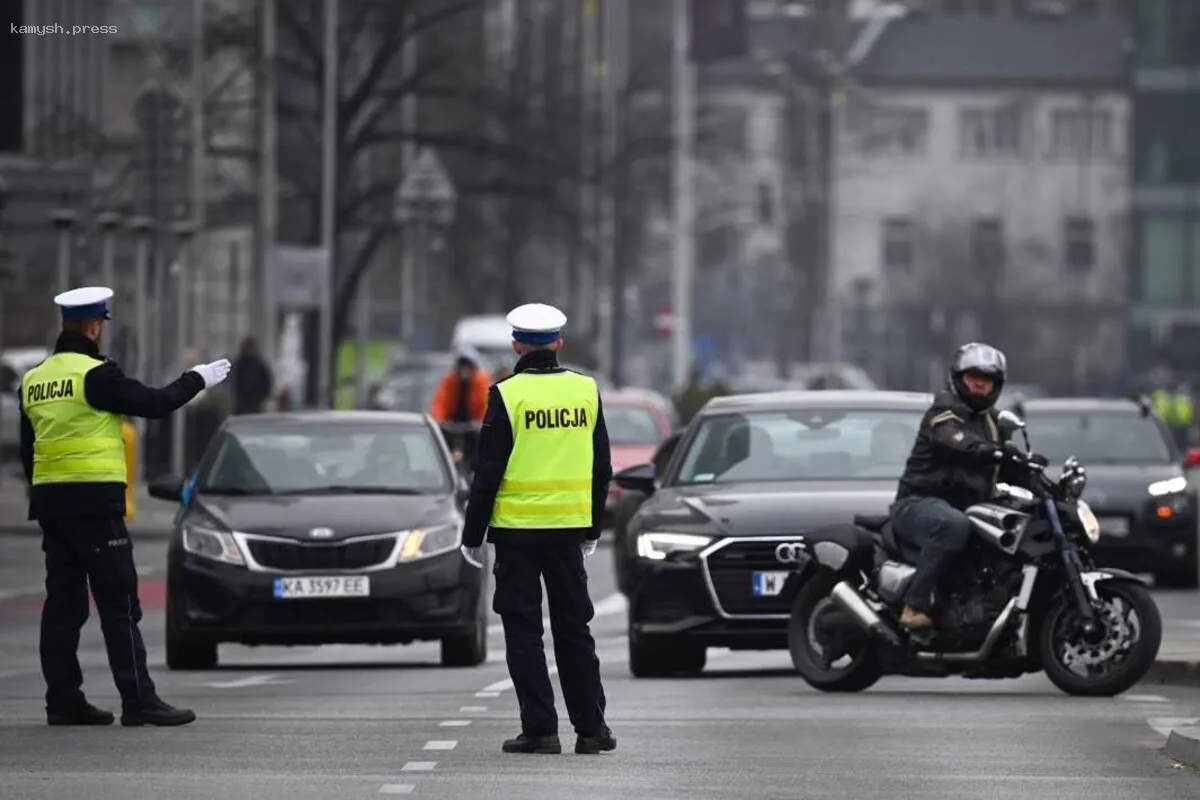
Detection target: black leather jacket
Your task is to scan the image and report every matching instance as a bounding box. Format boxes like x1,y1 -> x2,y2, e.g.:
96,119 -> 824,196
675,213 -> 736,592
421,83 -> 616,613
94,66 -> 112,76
894,390 -> 1026,512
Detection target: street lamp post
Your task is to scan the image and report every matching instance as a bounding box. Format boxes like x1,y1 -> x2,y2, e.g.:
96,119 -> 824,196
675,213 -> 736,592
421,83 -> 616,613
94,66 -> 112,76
97,211 -> 123,308
125,215 -> 153,487
170,219 -> 197,479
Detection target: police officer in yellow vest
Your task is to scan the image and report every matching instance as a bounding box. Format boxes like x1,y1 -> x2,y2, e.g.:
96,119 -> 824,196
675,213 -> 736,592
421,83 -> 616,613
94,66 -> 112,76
460,302 -> 615,755
19,286 -> 232,727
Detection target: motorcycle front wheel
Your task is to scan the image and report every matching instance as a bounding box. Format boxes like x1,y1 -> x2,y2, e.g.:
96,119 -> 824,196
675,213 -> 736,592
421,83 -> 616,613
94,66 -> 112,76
1038,579 -> 1162,697
787,571 -> 884,693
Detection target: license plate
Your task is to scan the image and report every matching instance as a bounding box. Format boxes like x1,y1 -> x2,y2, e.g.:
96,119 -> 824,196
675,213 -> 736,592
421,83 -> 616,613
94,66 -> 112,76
751,571 -> 790,597
272,575 -> 370,599
1099,517 -> 1129,538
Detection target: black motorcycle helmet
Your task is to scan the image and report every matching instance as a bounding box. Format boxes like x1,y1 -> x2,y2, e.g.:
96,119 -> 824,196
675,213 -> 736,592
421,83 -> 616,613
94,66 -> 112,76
948,342 -> 1006,412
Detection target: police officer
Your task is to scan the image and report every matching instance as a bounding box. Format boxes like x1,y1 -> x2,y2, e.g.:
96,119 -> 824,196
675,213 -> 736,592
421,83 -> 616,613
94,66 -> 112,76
460,303 -> 616,755
19,286 -> 232,727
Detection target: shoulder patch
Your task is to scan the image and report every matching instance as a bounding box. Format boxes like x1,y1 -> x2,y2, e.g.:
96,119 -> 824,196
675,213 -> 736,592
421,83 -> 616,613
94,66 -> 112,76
928,409 -> 962,426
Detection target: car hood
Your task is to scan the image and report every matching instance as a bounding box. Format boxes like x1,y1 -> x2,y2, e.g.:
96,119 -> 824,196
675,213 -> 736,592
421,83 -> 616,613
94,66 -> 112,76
193,493 -> 458,540
1076,464 -> 1189,510
644,480 -> 897,537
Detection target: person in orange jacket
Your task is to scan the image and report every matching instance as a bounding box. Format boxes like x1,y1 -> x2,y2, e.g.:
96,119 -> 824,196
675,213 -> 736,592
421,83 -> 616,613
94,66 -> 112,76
429,347 -> 491,466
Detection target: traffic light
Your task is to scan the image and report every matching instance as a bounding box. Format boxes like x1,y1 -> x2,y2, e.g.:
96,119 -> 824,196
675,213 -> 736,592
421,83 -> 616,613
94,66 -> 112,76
689,0 -> 749,62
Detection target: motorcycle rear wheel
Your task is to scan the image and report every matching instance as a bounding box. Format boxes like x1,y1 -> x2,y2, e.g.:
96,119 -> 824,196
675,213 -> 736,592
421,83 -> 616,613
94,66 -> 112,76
788,571 -> 884,692
1039,579 -> 1162,697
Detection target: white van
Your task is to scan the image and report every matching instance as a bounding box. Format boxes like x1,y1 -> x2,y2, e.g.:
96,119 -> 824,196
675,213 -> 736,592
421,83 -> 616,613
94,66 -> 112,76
451,315 -> 513,373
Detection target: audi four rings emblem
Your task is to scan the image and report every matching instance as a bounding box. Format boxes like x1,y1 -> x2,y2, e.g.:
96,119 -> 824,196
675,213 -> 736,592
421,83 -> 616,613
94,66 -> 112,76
774,542 -> 807,563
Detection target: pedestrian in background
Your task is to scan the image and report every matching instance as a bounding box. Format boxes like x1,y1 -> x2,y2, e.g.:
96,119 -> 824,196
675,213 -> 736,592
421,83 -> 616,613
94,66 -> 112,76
232,336 -> 273,415
459,302 -> 616,755
19,286 -> 233,727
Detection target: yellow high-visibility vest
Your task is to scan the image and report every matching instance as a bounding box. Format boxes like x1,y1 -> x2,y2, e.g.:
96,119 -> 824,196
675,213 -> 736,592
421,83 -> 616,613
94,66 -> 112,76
490,370 -> 598,529
21,352 -> 125,486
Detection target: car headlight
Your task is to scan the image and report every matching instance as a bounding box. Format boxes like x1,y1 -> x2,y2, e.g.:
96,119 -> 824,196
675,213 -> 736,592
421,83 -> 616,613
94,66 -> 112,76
1149,476 -> 1188,497
636,531 -> 714,561
1076,500 -> 1100,544
182,524 -> 246,565
396,524 -> 460,562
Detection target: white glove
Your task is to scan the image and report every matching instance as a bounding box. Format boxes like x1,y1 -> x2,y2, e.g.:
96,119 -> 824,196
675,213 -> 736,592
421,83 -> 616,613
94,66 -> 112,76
190,358 -> 232,388
460,545 -> 483,569
581,539 -> 598,558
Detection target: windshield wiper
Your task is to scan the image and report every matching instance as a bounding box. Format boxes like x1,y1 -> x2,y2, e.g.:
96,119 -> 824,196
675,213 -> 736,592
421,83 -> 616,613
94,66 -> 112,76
271,486 -> 429,495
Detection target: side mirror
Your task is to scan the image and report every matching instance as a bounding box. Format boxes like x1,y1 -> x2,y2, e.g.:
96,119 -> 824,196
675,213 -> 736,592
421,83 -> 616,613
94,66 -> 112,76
995,409 -> 1025,433
148,475 -> 184,502
1185,447 -> 1200,469
613,463 -> 657,496
652,431 -> 682,476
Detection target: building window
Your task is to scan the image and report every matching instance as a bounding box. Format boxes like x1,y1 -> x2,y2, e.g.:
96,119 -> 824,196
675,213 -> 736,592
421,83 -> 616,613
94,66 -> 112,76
1138,213 -> 1187,303
971,218 -> 1005,271
960,106 -> 1025,158
1134,92 -> 1200,185
882,217 -> 914,272
1064,217 -> 1095,271
854,106 -> 929,157
1050,109 -> 1114,158
1135,0 -> 1200,67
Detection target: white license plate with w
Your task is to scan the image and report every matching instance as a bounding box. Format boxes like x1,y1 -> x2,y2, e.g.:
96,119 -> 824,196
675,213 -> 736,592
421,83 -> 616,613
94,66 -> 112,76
273,576 -> 370,599
752,571 -> 790,597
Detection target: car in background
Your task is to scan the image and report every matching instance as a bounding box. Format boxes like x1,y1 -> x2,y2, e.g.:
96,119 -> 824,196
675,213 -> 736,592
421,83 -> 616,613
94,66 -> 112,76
601,389 -> 676,526
149,411 -> 487,670
612,390 -> 929,677
372,352 -> 456,412
1013,397 -> 1200,588
0,347 -> 49,460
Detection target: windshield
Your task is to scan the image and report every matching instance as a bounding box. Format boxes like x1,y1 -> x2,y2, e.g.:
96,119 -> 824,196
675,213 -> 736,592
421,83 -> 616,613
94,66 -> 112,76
605,404 -> 664,445
1022,411 -> 1175,465
196,424 -> 451,495
673,407 -> 922,484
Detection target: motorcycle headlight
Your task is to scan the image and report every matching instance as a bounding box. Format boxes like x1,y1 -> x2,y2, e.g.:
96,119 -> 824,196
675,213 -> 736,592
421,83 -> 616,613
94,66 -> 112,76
636,531 -> 714,561
1148,476 -> 1188,497
182,524 -> 246,566
1076,500 -> 1100,544
396,524 -> 460,562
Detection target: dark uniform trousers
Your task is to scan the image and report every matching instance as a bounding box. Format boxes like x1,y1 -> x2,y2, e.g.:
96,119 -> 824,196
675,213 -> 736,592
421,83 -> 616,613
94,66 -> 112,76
493,535 -> 606,737
39,515 -> 155,712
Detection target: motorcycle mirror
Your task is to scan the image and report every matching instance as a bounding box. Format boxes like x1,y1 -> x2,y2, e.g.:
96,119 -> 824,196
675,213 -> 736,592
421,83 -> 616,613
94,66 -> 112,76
995,409 -> 1025,433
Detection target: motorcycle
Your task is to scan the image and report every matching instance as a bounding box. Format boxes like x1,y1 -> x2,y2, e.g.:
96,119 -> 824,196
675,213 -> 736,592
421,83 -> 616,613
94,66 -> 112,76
783,409 -> 1162,696
439,420 -> 480,481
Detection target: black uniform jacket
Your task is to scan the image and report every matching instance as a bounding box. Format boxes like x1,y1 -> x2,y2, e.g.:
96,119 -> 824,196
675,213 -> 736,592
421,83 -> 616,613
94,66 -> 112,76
894,390 -> 1028,512
461,349 -> 613,548
19,331 -> 205,520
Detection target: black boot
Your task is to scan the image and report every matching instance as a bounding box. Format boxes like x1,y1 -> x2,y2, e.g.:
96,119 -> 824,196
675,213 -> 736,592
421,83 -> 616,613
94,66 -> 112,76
575,725 -> 616,754
47,700 -> 115,726
501,733 -> 561,754
121,698 -> 196,727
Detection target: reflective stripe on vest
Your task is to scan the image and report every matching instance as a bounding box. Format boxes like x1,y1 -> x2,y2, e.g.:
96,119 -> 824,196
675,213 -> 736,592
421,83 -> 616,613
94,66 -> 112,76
490,370 -> 598,529
21,352 -> 126,485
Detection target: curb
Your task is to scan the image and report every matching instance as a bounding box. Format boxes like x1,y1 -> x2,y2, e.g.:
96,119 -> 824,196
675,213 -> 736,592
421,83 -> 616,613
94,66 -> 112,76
1166,727 -> 1200,770
1143,659 -> 1200,688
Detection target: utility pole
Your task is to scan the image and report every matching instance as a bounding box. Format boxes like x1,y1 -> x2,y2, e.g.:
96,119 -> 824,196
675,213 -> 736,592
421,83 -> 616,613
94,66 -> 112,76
191,0 -> 207,356
258,0 -> 279,369
579,0 -> 598,340
670,0 -> 696,392
318,0 -> 338,408
598,0 -> 626,384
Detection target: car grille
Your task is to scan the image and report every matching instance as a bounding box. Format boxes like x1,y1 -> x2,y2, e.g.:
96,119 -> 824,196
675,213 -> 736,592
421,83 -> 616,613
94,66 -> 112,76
701,538 -> 797,617
245,536 -> 396,571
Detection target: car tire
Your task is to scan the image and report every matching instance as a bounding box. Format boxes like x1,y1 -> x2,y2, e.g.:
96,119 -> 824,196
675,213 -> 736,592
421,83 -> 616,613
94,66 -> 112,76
165,592 -> 218,670
441,596 -> 489,668
628,624 -> 706,678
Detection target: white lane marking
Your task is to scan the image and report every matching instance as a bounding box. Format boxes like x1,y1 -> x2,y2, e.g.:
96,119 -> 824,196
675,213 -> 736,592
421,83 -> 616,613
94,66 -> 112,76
400,762 -> 437,772
487,592 -> 627,635
474,691 -> 500,698
423,740 -> 457,751
440,720 -> 471,727
1148,717 -> 1200,738
1122,694 -> 1170,703
378,785 -> 414,795
459,706 -> 488,713
203,673 -> 292,689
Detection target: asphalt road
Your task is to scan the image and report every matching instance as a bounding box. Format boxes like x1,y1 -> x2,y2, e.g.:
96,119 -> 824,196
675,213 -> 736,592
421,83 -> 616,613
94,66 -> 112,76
0,534 -> 1199,799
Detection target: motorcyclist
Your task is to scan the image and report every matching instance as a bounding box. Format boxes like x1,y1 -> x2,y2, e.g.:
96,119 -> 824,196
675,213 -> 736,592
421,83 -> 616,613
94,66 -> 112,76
429,346 -> 491,465
890,342 -> 1034,631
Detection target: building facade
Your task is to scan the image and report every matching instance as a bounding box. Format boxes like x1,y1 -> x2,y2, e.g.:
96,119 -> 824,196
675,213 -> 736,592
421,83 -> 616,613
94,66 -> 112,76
829,14 -> 1130,391
1127,0 -> 1200,379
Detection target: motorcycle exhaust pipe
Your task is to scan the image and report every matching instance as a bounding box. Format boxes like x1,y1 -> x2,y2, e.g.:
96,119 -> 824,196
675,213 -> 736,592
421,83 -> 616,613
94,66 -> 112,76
830,581 -> 902,647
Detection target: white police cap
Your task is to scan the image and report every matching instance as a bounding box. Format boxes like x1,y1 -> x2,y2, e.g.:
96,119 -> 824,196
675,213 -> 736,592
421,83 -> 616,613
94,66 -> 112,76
54,286 -> 114,320
506,303 -> 567,344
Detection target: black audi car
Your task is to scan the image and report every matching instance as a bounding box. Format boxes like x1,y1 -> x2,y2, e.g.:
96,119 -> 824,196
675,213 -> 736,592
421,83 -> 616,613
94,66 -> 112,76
148,411 -> 487,670
1012,397 -> 1200,588
613,390 -> 931,677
